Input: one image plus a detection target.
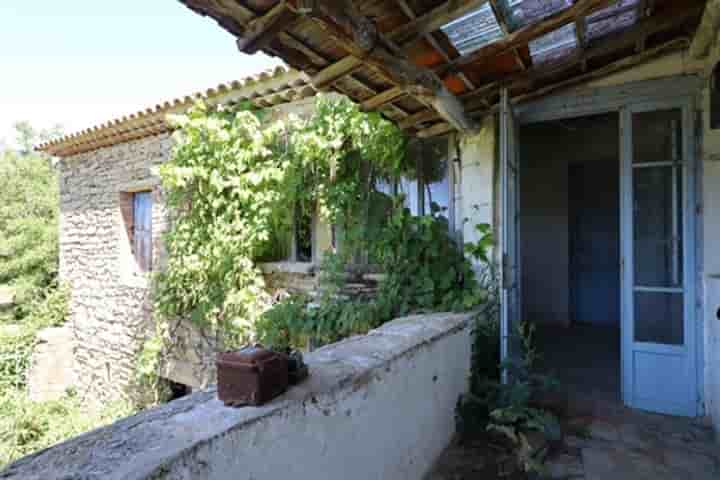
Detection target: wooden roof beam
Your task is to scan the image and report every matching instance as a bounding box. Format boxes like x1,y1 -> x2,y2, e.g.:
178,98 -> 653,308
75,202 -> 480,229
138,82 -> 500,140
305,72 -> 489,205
634,0 -> 654,52
309,0 -> 485,94
302,0 -> 477,131
394,0 -> 477,91
514,37 -> 690,105
465,6 -> 703,108
182,1 -> 413,120
690,0 -> 719,58
489,0 -> 529,70
236,1 -> 298,54
362,86 -> 408,110
441,36 -> 691,135
575,16 -> 588,71
388,0 -> 489,45
311,56 -> 363,90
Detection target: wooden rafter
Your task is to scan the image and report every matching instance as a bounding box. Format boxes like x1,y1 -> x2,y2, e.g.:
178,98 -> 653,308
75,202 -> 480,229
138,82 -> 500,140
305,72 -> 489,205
488,0 -> 529,70
513,37 -> 690,105
575,17 -> 588,70
184,0 -> 416,121
300,0 -> 477,131
394,0 -> 477,91
388,0 -> 489,45
180,0 -> 704,138
299,0 -> 487,94
362,86 -> 408,110
418,36 -> 690,137
276,31 -> 412,119
235,0 -> 298,54
690,0 -> 719,58
502,6 -> 702,94
634,0 -> 655,52
311,56 -> 363,91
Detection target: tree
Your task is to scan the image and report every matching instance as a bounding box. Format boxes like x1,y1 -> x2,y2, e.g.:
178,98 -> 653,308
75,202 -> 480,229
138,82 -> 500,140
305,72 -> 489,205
0,123 -> 61,311
12,121 -> 63,156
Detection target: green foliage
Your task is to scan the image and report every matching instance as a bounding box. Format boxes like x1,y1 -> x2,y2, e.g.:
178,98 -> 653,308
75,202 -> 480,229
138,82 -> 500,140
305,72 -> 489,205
456,314 -> 561,476
151,95 -> 409,379
374,202 -> 485,314
258,209 -> 489,350
0,389 -> 134,467
0,283 -> 128,469
11,121 -> 63,157
0,123 -> 114,468
153,102 -> 285,347
0,284 -> 69,391
0,148 -> 59,311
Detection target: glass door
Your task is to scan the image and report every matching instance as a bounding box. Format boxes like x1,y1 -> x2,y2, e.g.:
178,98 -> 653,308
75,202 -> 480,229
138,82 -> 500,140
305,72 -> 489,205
500,88 -> 522,371
621,103 -> 697,416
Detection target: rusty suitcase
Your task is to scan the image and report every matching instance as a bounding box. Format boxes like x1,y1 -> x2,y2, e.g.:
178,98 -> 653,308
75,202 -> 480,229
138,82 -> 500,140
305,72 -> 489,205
217,346 -> 288,406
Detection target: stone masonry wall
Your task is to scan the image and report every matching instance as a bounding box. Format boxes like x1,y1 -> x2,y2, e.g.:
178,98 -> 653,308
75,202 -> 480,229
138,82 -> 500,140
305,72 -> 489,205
58,133 -> 172,403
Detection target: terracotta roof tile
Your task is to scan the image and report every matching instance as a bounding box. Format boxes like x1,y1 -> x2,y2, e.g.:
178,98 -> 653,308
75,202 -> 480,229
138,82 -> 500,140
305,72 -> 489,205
38,66 -> 313,157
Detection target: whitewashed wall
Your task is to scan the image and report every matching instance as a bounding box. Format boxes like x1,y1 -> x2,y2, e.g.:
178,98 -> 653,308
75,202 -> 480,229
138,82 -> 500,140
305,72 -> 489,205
2,312 -> 474,480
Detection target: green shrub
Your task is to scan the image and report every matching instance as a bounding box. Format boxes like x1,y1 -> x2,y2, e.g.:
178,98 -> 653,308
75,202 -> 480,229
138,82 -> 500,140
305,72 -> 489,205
0,150 -> 59,312
258,210 -> 490,351
0,389 -> 134,467
0,285 -> 69,390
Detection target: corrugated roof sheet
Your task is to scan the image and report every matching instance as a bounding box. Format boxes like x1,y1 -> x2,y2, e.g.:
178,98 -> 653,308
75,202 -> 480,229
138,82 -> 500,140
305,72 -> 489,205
502,0 -> 573,30
587,0 -> 640,42
38,66 -> 314,158
441,3 -> 504,56
529,22 -> 578,64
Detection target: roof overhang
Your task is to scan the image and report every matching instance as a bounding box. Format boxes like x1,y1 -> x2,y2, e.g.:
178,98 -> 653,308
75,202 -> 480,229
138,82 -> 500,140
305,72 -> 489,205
180,0 -> 705,138
38,67 -> 313,157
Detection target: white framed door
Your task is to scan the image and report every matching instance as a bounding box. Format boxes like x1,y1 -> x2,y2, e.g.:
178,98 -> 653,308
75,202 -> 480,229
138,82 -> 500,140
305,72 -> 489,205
500,88 -> 522,368
620,101 -> 698,417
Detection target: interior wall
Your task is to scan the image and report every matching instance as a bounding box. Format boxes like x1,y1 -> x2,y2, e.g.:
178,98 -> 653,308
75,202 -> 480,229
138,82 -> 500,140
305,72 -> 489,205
520,114 -> 619,327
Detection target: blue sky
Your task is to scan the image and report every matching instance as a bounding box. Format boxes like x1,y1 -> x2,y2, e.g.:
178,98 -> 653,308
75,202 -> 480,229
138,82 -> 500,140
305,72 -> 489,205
0,1 -> 282,146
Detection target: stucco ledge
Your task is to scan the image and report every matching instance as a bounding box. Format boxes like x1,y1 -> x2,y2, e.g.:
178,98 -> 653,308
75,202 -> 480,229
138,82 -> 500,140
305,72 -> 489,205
0,310 -> 477,480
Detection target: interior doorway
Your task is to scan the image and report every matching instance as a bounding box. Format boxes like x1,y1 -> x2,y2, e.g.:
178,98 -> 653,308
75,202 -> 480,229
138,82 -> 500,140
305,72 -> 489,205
519,113 -> 621,402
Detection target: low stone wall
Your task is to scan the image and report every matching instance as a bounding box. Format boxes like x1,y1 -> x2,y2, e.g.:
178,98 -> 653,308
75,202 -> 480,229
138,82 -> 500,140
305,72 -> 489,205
1,311 -> 475,480
27,326 -> 76,401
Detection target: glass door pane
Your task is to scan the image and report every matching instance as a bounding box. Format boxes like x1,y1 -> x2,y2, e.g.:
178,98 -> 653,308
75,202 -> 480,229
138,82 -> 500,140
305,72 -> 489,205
631,109 -> 684,346
633,167 -> 683,288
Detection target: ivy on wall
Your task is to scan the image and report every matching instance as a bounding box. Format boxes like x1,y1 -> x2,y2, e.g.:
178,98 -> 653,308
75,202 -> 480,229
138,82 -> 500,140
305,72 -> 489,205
142,95 -> 493,392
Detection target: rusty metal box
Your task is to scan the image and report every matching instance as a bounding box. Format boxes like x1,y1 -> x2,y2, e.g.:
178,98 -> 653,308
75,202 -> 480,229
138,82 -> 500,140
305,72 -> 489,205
217,346 -> 288,406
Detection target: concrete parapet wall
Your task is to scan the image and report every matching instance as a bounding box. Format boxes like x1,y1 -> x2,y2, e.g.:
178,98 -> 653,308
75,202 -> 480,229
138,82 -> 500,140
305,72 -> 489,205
1,311 -> 474,480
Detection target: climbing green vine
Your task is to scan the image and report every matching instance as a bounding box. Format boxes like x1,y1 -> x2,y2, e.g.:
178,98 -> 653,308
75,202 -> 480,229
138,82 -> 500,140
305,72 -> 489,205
141,95 -> 493,396
141,96 -> 413,388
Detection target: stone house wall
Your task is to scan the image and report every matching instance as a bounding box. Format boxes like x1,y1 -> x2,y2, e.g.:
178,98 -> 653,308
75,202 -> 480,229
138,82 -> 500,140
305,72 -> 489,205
58,132 -> 172,403
54,95 -> 361,401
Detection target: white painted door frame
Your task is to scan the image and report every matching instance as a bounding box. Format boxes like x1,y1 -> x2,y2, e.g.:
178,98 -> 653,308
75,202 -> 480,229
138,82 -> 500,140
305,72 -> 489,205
505,76 -> 702,416
620,100 -> 698,417
500,88 -> 522,371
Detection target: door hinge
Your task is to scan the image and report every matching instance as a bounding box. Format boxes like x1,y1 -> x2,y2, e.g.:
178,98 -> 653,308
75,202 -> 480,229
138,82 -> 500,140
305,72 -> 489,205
696,203 -> 703,216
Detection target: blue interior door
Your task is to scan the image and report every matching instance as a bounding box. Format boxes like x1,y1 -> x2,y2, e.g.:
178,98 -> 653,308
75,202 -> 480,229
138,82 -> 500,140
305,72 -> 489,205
569,162 -> 620,327
621,104 -> 697,417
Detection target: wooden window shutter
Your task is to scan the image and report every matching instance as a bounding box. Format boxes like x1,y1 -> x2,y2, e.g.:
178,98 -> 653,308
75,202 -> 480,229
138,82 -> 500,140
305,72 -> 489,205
133,192 -> 153,272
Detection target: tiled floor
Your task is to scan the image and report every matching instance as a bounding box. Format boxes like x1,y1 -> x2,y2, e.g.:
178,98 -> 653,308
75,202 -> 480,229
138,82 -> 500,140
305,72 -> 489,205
548,393 -> 719,479
428,324 -> 719,479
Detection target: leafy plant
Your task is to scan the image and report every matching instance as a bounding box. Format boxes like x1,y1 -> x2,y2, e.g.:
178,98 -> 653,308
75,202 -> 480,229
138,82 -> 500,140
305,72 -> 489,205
0,388 -> 134,467
258,203 -> 489,350
456,222 -> 561,476
0,147 -> 59,315
149,96 -> 409,386
0,284 -> 69,391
